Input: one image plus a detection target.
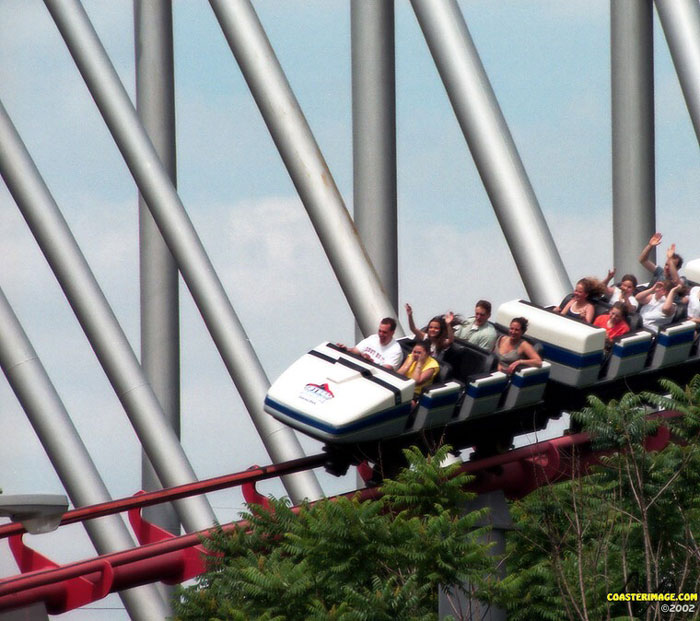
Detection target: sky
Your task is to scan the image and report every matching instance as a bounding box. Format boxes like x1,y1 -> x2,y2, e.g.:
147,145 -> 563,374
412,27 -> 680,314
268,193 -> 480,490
0,0 -> 698,618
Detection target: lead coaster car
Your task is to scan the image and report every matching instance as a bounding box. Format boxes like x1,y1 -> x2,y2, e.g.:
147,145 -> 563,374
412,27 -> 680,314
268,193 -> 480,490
264,342 -> 417,444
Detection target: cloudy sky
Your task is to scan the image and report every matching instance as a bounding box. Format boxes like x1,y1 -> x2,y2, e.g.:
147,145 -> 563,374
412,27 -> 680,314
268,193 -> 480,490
0,0 -> 698,618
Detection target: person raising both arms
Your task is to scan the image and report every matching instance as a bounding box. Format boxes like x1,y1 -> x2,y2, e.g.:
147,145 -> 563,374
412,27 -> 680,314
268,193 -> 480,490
638,232 -> 684,286
494,317 -> 542,375
404,303 -> 454,359
601,268 -> 639,314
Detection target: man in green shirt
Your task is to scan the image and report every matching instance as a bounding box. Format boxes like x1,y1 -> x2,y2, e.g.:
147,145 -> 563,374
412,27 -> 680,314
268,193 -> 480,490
453,300 -> 498,351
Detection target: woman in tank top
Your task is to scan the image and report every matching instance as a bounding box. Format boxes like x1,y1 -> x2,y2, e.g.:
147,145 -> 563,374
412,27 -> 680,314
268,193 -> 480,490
494,317 -> 542,375
553,278 -> 605,324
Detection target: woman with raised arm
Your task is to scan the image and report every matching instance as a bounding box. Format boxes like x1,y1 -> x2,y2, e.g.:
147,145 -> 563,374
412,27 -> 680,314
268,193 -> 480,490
494,317 -> 542,375
602,268 -> 639,314
404,303 -> 454,358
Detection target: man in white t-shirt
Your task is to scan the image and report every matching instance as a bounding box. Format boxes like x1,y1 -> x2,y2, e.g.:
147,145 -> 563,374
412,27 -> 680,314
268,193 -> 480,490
337,318 -> 403,370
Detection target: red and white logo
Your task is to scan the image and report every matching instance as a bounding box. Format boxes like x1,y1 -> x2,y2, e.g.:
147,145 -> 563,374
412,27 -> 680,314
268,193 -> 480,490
299,382 -> 334,405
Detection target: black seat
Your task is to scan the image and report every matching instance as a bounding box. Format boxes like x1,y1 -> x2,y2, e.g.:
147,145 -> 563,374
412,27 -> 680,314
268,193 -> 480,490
556,292 -> 573,310
435,360 -> 453,384
627,311 -> 643,332
442,340 -> 497,384
398,337 -> 413,357
592,297 -> 611,319
673,302 -> 688,323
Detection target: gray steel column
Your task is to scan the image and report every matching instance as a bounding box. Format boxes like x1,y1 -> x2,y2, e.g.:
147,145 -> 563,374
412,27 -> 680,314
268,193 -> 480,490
0,98 -> 216,533
611,0 -> 655,279
438,491 -> 511,620
42,0 -> 322,503
0,286 -> 169,620
655,0 -> 700,144
209,0 -> 402,335
134,0 -> 181,538
410,0 -> 571,306
351,0 -> 398,309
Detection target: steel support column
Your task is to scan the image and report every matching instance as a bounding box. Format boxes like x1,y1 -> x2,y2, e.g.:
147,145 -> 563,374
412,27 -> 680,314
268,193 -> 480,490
0,98 -> 216,533
209,0 -> 402,336
439,491 -> 512,620
351,0 -> 398,310
611,0 -> 655,278
410,0 -> 570,306
655,0 -> 700,144
42,0 -> 322,504
0,286 -> 170,620
134,0 -> 181,540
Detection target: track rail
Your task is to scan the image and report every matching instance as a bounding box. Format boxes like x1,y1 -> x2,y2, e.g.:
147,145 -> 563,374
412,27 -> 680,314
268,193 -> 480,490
0,452 -> 327,540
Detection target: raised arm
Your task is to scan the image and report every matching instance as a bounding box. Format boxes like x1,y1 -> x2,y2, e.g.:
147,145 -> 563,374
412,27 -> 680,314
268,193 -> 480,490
404,303 -> 425,340
662,285 -> 680,316
443,311 -> 455,348
638,232 -> 662,273
617,287 -> 637,315
602,267 -> 616,297
666,244 -> 682,286
635,283 -> 658,306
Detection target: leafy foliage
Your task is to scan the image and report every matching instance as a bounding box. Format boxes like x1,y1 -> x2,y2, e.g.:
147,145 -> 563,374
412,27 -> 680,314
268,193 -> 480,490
498,377 -> 700,621
173,445 -> 496,620
174,380 -> 700,620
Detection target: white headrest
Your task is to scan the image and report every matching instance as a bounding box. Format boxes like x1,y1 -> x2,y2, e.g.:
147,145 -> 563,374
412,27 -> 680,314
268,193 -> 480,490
495,299 -> 606,353
684,258 -> 700,284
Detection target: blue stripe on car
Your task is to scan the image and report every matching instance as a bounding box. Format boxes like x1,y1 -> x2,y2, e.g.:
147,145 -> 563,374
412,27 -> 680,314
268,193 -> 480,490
657,328 -> 695,347
264,396 -> 411,436
510,370 -> 550,388
541,342 -> 603,368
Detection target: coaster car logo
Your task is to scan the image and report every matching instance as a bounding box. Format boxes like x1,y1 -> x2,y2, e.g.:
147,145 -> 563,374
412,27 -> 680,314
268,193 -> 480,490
300,382 -> 334,404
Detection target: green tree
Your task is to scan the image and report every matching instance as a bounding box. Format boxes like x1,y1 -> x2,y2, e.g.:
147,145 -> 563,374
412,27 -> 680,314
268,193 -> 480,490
173,445 -> 498,620
498,377 -> 700,621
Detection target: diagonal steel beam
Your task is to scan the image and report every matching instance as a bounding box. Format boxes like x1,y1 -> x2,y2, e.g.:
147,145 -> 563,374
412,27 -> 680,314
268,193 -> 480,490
0,285 -> 170,620
0,96 -> 216,533
209,0 -> 403,336
410,0 -> 571,306
655,0 -> 700,144
41,0 -> 322,503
